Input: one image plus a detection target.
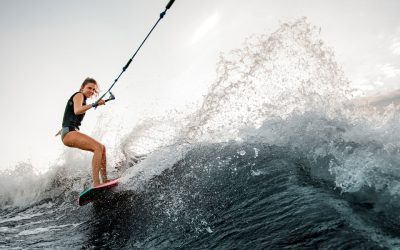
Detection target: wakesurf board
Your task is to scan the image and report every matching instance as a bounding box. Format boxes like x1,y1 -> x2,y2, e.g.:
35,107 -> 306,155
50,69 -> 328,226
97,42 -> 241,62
78,179 -> 119,206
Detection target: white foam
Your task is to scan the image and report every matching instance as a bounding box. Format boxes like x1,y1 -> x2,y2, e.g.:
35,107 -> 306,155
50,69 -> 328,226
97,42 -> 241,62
16,223 -> 80,236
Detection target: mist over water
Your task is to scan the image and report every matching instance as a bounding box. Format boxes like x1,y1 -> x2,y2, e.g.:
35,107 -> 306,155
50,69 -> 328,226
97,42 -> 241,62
1,18 -> 400,249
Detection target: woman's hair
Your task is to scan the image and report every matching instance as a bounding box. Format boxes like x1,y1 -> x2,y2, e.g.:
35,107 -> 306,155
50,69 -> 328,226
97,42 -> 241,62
80,77 -> 99,95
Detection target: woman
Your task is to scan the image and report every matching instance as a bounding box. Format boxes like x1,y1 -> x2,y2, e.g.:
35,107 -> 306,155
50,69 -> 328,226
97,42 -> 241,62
59,77 -> 108,187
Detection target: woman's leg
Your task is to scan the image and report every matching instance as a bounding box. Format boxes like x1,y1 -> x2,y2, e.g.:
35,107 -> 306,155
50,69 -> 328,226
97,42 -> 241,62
62,131 -> 106,187
100,146 -> 108,182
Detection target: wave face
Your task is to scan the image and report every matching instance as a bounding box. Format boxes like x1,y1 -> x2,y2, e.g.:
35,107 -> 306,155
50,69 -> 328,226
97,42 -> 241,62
1,18 -> 400,249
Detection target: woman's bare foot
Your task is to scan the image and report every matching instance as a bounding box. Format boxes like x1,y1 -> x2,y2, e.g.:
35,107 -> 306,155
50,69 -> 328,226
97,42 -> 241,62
101,176 -> 109,184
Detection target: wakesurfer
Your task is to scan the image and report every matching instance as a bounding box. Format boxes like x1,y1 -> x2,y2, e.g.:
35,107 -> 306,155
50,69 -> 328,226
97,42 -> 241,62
57,77 -> 108,187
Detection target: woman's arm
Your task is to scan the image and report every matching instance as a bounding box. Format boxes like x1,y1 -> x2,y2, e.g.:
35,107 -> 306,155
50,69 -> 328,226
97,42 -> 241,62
73,93 -> 105,115
73,93 -> 92,115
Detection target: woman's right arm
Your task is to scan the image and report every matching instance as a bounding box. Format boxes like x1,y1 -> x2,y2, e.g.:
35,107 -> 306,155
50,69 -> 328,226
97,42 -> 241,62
73,93 -> 93,115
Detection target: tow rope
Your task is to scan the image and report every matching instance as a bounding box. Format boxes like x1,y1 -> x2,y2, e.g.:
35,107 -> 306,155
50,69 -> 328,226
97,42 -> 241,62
94,0 -> 176,106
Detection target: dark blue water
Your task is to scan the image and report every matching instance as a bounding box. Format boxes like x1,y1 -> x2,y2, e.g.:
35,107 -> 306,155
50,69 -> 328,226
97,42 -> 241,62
1,141 -> 400,249
2,18 -> 400,249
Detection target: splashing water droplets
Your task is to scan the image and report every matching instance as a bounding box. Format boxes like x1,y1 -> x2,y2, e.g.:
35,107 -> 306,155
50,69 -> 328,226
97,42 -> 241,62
184,18 -> 352,142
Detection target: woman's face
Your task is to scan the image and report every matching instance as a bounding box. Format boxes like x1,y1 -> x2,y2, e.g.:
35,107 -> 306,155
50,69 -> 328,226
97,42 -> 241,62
81,83 -> 97,98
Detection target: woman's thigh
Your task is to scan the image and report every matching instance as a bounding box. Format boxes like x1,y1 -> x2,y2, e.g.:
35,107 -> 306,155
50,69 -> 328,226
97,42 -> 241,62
63,131 -> 101,152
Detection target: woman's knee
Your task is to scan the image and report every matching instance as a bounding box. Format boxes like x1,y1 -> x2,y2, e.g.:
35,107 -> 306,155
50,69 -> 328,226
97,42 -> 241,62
94,143 -> 105,153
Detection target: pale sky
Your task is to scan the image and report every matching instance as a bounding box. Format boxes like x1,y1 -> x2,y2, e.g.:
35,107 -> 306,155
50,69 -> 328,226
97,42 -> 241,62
0,0 -> 399,171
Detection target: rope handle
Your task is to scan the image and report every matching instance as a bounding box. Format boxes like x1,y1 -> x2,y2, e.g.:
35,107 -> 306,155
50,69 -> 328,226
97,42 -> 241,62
93,92 -> 116,108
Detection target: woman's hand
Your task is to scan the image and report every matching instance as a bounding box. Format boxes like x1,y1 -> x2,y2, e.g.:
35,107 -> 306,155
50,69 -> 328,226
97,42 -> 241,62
97,99 -> 106,106
91,99 -> 106,109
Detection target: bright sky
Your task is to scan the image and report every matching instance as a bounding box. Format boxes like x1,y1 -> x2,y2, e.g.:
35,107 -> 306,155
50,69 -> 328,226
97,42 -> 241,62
0,0 -> 399,171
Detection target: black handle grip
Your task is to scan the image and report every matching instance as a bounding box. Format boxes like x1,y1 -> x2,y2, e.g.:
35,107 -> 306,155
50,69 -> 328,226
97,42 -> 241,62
166,0 -> 175,9
105,92 -> 116,102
